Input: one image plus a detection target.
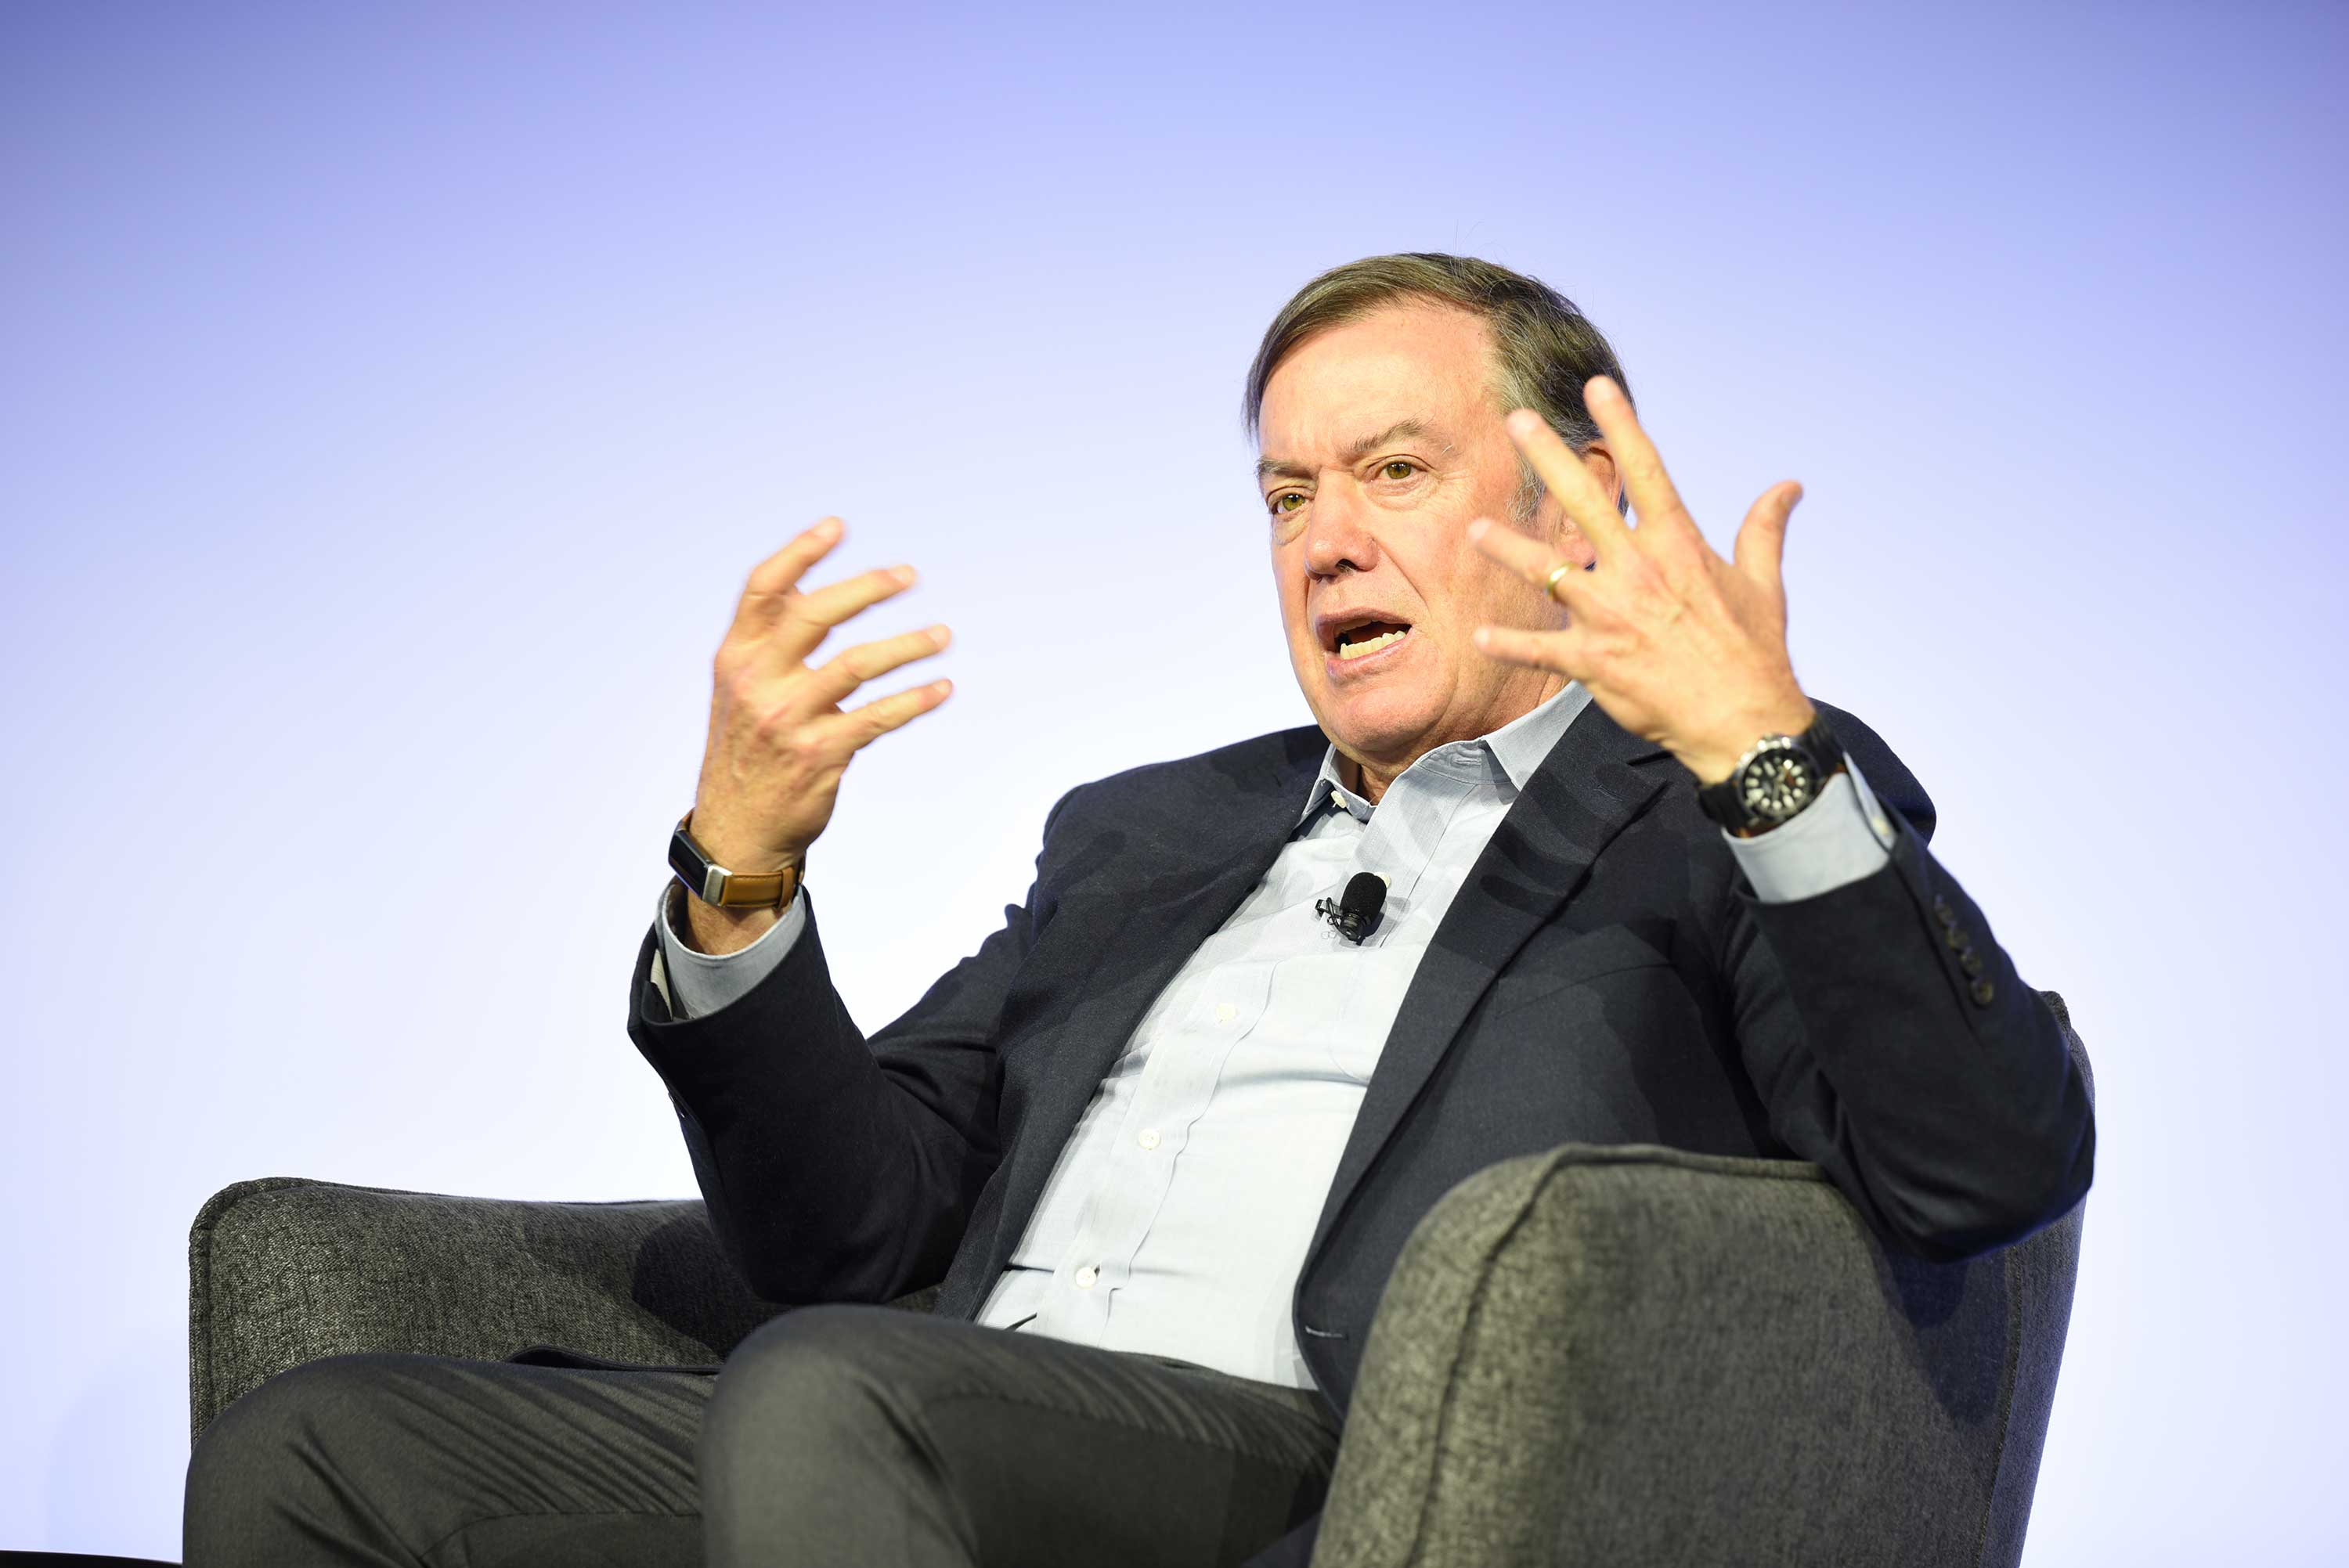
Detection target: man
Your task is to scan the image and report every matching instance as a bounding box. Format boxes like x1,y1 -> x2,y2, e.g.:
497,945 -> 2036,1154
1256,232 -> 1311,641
185,254 -> 2094,1567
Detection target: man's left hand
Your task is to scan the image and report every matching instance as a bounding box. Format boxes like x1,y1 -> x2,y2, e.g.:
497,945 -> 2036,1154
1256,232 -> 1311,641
1467,374 -> 1817,785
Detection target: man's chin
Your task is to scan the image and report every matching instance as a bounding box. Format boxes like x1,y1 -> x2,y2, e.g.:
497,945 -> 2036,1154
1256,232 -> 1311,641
1312,682 -> 1445,765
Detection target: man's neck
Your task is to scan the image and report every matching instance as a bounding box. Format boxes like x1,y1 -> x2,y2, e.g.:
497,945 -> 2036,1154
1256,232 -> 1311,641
1340,676 -> 1567,806
1346,752 -> 1416,807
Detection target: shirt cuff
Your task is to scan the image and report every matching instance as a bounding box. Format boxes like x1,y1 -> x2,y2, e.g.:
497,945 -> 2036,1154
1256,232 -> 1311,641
1723,760 -> 1898,903
650,880 -> 807,1020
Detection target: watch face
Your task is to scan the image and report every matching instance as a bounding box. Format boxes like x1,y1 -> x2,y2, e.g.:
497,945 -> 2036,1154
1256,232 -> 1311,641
669,827 -> 713,890
1737,744 -> 1820,822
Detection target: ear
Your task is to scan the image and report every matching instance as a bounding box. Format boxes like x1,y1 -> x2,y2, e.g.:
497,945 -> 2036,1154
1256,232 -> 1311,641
1539,495 -> 1600,570
1536,439 -> 1615,568
1578,439 -> 1622,513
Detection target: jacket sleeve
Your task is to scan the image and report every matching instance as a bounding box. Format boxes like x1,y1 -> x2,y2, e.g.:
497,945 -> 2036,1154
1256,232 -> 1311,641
626,787 -> 1078,1303
1718,708 -> 2095,1261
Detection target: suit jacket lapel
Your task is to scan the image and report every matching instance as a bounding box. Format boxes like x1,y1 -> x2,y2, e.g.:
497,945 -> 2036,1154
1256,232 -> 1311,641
983,734 -> 1326,1281
1301,703 -> 1674,1275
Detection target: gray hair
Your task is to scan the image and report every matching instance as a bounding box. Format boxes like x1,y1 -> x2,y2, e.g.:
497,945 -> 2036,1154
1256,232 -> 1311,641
1243,252 -> 1633,521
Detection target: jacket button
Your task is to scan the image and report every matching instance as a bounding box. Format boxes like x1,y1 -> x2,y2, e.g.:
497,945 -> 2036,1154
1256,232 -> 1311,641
1932,897 -> 1957,928
1945,925 -> 1969,950
1958,948 -> 1984,977
1970,977 -> 1995,1006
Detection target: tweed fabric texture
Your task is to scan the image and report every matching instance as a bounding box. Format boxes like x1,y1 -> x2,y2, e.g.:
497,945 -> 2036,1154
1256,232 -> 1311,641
191,1179 -> 877,1443
1312,993 -> 2089,1568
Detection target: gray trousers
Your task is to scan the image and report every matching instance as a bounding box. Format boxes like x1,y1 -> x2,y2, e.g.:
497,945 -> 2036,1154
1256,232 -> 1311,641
182,1303 -> 1343,1567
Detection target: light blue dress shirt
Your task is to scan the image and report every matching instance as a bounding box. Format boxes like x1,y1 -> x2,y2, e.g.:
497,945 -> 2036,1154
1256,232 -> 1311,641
650,685 -> 1901,1388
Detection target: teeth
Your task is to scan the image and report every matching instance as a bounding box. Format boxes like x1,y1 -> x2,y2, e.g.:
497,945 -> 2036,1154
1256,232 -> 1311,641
1337,629 -> 1406,660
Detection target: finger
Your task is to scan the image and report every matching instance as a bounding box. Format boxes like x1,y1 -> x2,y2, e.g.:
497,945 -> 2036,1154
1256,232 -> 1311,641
803,623 -> 954,708
1503,408 -> 1632,561
767,563 -> 921,663
1467,516 -> 1590,607
728,517 -> 845,640
1470,623 -> 1585,676
1733,482 -> 1802,598
1581,375 -> 1692,534
817,676 -> 955,752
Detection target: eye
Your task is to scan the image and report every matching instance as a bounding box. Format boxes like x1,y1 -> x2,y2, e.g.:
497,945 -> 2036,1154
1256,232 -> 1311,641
1268,491 -> 1307,514
1380,460 -> 1419,481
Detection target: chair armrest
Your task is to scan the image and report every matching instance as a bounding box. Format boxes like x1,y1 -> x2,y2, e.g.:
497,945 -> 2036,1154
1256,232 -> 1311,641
189,1177 -> 795,1442
1314,1144 -> 2084,1568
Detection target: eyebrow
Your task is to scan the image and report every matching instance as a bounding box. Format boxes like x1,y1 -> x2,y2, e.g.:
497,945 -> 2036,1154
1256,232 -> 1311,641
1255,420 -> 1443,485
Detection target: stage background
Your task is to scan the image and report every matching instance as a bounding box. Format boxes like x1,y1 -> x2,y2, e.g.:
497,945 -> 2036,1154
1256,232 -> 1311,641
5,2 -> 2343,1560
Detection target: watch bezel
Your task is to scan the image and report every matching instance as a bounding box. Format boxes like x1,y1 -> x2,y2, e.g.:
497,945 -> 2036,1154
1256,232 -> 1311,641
1697,715 -> 1846,834
1734,737 -> 1825,825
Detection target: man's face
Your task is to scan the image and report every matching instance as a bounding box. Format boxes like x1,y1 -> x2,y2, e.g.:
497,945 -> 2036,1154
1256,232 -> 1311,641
1257,301 -> 1612,781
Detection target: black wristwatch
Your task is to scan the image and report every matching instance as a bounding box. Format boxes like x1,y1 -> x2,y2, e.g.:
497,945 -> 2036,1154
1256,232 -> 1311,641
1695,714 -> 1847,836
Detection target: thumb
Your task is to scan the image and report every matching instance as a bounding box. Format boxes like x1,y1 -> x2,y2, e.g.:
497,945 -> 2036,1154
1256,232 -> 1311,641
1733,481 -> 1802,596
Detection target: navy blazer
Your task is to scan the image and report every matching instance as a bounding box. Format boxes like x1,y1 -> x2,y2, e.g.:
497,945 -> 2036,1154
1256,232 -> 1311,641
626,697 -> 2094,1549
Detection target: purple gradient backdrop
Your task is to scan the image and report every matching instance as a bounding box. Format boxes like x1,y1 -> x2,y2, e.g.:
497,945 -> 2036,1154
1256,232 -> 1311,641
5,3 -> 2344,1560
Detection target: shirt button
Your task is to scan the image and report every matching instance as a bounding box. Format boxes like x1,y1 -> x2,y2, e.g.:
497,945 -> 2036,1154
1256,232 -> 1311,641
1138,1129 -> 1160,1150
1214,1002 -> 1237,1025
1073,1265 -> 1099,1289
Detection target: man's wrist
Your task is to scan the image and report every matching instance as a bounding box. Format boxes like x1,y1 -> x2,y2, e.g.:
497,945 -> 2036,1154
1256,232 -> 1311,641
1680,697 -> 1821,786
670,811 -> 804,914
680,889 -> 789,957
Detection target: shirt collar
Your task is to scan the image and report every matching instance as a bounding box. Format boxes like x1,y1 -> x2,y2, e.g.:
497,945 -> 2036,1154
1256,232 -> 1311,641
1296,681 -> 1596,827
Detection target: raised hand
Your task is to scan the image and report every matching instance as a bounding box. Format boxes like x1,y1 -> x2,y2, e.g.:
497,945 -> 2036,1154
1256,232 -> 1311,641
1466,376 -> 1816,784
684,516 -> 953,951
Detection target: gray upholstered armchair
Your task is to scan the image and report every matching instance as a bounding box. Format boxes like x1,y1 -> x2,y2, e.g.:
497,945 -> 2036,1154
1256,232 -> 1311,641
189,994 -> 2091,1567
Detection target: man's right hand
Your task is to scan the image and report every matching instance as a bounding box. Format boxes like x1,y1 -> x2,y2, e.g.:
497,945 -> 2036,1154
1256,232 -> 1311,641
680,515 -> 953,956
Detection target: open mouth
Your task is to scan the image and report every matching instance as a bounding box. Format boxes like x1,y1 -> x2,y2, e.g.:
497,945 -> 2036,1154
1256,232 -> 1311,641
1326,618 -> 1413,661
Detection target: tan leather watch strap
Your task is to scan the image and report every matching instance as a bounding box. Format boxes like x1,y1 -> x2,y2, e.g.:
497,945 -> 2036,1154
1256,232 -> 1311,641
671,813 -> 803,909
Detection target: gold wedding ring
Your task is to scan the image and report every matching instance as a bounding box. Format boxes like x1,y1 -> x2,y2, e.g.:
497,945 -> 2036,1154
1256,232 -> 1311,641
1543,562 -> 1575,603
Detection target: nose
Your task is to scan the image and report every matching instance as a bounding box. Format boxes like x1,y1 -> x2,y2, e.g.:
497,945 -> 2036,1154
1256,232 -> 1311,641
1302,485 -> 1379,579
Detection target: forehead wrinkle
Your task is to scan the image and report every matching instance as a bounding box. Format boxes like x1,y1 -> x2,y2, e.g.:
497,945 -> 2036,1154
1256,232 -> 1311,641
1255,417 -> 1456,485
